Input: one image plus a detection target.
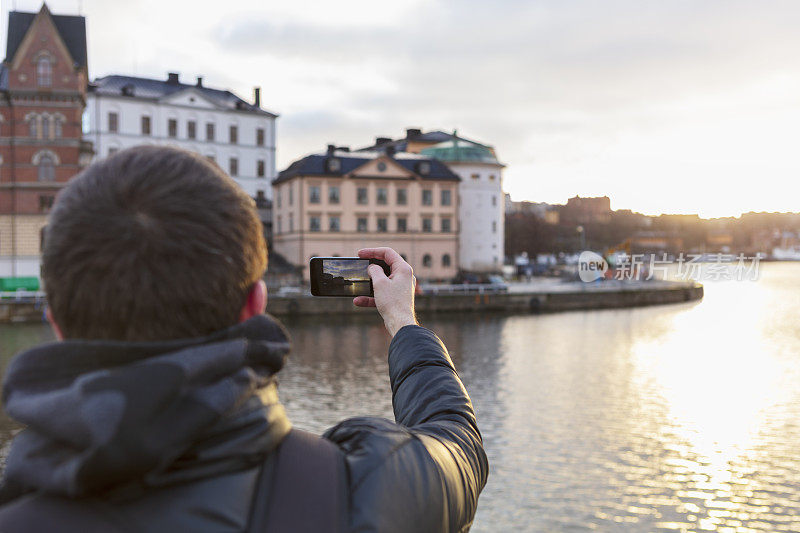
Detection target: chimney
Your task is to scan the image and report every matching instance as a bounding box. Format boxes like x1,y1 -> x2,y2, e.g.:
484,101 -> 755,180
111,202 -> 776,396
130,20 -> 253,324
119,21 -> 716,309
375,137 -> 391,145
167,72 -> 179,85
254,87 -> 261,108
406,128 -> 422,139
196,76 -> 203,87
386,145 -> 396,157
327,144 -> 336,155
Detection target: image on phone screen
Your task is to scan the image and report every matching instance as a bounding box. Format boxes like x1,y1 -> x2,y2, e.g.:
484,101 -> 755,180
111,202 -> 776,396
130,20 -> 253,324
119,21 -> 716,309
311,258 -> 373,296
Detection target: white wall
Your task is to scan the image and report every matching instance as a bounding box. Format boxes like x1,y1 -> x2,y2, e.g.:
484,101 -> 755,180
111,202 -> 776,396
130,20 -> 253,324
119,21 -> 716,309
451,162 -> 505,271
0,257 -> 41,278
85,92 -> 277,199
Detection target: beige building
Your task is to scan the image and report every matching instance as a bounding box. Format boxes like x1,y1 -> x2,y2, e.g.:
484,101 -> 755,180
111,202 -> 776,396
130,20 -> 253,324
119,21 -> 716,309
272,145 -> 460,280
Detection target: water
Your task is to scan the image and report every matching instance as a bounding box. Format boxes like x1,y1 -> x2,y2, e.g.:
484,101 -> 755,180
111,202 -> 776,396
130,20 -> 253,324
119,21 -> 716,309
2,263 -> 800,532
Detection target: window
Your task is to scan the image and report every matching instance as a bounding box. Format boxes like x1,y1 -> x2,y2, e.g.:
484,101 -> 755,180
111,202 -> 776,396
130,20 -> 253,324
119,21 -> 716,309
489,174 -> 496,181
377,217 -> 388,232
277,216 -> 282,234
329,216 -> 340,232
276,190 -> 281,208
441,189 -> 452,206
29,116 -> 38,138
492,221 -> 497,233
442,254 -> 451,267
377,187 -> 388,205
309,216 -> 321,232
289,213 -> 294,232
41,116 -> 50,139
397,188 -> 407,205
397,217 -> 407,233
141,116 -> 151,135
256,128 -> 265,146
289,186 -> 293,205
471,173 -> 480,181
229,125 -> 238,144
168,118 -> 178,138
229,157 -> 238,176
357,217 -> 368,232
329,186 -> 340,204
38,153 -> 55,181
54,117 -> 62,138
441,218 -> 452,233
36,56 -> 52,87
422,189 -> 433,206
309,186 -> 321,204
422,217 -> 433,233
39,195 -> 54,212
187,120 -> 197,139
422,254 -> 432,268
108,112 -> 119,133
357,187 -> 368,205
257,160 -> 265,178
206,122 -> 215,141
492,195 -> 497,206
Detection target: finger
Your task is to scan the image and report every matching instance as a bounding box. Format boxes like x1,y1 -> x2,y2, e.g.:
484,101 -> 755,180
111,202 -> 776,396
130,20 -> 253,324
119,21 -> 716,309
367,263 -> 388,283
358,247 -> 403,266
353,296 -> 377,307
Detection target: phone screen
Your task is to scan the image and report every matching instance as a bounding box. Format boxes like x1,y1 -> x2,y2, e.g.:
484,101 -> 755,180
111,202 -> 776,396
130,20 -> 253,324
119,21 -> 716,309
309,257 -> 389,297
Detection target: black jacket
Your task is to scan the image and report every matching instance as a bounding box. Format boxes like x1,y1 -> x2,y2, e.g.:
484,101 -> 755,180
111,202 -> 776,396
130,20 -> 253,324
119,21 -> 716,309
0,315 -> 488,532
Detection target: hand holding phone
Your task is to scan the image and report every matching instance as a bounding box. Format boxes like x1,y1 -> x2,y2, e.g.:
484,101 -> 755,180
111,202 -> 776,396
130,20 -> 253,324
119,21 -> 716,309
353,247 -> 417,337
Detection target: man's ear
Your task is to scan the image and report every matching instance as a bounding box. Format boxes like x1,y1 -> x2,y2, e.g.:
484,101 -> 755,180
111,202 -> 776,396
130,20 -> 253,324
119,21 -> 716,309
46,308 -> 64,341
239,279 -> 267,322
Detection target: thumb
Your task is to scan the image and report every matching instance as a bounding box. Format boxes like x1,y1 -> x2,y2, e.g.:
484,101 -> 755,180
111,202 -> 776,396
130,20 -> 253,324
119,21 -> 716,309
367,263 -> 387,282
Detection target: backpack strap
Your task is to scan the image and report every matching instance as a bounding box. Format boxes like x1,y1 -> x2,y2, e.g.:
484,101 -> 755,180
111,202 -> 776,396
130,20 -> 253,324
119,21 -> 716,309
248,429 -> 347,533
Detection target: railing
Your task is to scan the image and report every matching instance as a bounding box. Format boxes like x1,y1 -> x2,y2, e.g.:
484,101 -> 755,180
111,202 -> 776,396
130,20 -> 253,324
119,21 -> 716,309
421,284 -> 509,295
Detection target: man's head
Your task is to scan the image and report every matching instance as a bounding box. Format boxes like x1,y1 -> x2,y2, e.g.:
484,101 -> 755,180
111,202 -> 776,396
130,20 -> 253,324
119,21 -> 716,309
42,145 -> 268,342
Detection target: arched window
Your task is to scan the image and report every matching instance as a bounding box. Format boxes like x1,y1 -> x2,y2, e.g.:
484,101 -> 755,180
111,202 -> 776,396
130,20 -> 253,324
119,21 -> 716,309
422,254 -> 432,268
41,115 -> 50,139
54,116 -> 63,138
442,254 -> 451,267
29,116 -> 38,138
38,153 -> 55,181
36,56 -> 52,87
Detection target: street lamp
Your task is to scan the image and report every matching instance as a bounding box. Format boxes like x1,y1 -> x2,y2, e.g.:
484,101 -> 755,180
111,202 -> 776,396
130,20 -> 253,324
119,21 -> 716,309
576,225 -> 586,251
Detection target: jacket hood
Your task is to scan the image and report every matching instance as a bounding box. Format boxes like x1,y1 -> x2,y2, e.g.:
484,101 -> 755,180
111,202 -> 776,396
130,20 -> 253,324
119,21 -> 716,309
0,314 -> 292,500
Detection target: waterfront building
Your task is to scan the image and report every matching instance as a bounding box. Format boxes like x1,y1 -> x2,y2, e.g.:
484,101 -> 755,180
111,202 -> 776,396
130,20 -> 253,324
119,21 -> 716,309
272,145 -> 460,280
84,73 -> 277,202
360,128 -> 505,272
0,5 -> 92,278
562,195 -> 612,225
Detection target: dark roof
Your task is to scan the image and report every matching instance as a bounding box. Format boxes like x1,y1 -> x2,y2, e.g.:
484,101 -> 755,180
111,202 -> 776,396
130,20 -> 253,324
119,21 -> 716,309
6,8 -> 87,68
89,75 -> 277,116
358,130 -> 493,153
274,150 -> 460,185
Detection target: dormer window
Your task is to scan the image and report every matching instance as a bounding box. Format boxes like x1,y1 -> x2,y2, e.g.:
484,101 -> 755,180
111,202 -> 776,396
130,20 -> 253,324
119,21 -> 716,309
417,161 -> 431,176
36,56 -> 52,87
326,157 -> 341,173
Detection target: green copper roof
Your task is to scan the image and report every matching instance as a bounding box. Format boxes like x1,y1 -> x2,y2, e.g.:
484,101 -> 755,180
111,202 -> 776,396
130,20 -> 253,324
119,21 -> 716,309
420,140 -> 499,164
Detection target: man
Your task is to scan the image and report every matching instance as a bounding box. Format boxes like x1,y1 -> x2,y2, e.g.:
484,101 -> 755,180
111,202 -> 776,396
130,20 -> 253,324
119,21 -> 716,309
0,146 -> 488,532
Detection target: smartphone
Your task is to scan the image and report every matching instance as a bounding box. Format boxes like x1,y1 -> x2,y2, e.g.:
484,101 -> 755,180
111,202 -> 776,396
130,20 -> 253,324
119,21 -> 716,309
310,257 -> 391,297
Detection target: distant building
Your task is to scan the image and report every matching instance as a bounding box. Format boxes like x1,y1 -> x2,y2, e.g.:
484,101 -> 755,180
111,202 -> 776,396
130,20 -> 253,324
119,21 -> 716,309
361,128 -> 505,272
562,195 -> 612,224
505,197 -> 561,225
84,73 -> 277,201
0,5 -> 92,278
272,145 -> 460,280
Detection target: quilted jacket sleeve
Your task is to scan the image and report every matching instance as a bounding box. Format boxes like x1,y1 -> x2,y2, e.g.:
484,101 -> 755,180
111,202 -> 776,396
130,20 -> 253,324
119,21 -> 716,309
324,325 -> 489,533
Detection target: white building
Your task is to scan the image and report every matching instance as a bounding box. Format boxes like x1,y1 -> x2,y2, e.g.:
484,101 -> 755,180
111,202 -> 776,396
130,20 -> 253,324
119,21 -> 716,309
360,129 -> 505,272
84,73 -> 277,201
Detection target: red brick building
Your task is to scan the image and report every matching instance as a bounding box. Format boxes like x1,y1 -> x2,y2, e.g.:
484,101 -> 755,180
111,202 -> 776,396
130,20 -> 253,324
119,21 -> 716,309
0,4 -> 91,277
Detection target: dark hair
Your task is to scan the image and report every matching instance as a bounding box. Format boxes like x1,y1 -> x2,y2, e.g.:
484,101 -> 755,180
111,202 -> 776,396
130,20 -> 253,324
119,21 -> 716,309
42,145 -> 267,341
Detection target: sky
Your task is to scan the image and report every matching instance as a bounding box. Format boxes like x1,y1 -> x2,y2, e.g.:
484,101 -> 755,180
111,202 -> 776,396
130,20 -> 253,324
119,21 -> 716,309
3,0 -> 800,218
323,260 -> 369,281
